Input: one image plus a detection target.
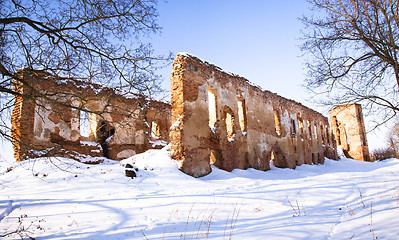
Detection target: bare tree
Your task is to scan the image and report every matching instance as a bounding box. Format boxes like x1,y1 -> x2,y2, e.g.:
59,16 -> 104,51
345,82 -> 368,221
387,121 -> 399,157
301,0 -> 399,128
0,0 -> 171,143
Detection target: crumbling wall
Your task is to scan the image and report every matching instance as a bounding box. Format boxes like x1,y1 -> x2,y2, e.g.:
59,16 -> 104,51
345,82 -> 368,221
329,104 -> 370,161
12,70 -> 170,162
170,53 -> 337,177
11,72 -> 36,161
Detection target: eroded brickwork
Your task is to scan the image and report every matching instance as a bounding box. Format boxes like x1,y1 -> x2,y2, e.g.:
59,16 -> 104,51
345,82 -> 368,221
12,70 -> 170,162
13,54 -> 370,176
329,104 -> 370,161
11,71 -> 36,161
170,53 -> 338,177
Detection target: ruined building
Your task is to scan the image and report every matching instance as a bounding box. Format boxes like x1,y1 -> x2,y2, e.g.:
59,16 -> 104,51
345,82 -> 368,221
11,53 -> 370,177
12,70 -> 170,163
330,104 -> 370,161
169,53 -> 338,177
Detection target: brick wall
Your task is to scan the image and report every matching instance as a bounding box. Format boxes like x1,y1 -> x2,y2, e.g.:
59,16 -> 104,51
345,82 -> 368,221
330,104 -> 370,161
170,53 -> 338,177
11,70 -> 171,162
11,72 -> 35,161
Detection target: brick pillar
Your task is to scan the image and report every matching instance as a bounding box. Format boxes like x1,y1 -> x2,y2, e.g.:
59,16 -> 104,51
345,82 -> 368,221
329,104 -> 370,161
11,72 -> 36,161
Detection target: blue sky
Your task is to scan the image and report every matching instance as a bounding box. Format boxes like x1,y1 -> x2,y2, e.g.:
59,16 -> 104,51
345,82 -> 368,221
150,0 -> 386,149
151,0 -> 313,109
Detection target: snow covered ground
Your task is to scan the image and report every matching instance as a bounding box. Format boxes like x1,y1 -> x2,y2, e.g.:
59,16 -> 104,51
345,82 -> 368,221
1,147 -> 399,239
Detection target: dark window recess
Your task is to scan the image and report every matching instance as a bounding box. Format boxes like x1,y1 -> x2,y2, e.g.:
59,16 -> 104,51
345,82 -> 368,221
291,119 -> 296,137
307,120 -> 312,139
98,121 -> 115,158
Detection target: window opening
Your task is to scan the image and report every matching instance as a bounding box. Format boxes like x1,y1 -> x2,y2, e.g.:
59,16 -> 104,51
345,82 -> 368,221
274,109 -> 282,136
208,89 -> 217,130
237,98 -> 247,133
298,118 -> 304,140
333,116 -> 341,145
307,120 -> 312,139
224,106 -> 235,141
151,121 -> 161,139
210,150 -> 217,164
291,119 -> 296,137
80,110 -> 90,138
326,125 -> 330,146
98,121 -> 115,158
321,124 -> 325,144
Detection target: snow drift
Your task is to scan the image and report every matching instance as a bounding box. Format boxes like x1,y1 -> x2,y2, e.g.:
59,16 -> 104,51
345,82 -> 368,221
1,147 -> 399,239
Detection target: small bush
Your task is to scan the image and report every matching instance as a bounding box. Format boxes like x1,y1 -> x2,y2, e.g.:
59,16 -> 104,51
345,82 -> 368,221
371,147 -> 396,161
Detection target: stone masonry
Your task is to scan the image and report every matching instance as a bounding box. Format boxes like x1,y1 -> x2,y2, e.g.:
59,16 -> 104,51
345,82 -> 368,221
169,53 -> 338,177
12,54 -> 371,177
11,70 -> 170,162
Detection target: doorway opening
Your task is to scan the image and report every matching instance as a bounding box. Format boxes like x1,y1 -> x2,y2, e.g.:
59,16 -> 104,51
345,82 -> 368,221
98,121 -> 115,158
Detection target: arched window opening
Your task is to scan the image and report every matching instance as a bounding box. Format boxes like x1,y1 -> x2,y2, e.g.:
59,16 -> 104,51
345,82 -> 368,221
298,118 -> 304,140
326,125 -> 330,146
321,124 -> 325,144
208,89 -> 217,130
97,121 -> 115,158
224,106 -> 235,141
274,109 -> 282,136
80,110 -> 90,138
237,97 -> 247,133
307,120 -> 312,139
332,116 -> 341,145
151,121 -> 161,139
291,119 -> 296,138
210,150 -> 217,164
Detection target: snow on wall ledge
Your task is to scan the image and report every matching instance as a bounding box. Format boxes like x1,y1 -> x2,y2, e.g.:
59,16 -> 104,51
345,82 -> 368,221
170,53 -> 339,177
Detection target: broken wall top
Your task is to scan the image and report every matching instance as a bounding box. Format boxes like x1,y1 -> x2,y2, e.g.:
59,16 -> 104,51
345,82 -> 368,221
170,53 -> 336,177
173,53 -> 328,121
15,69 -> 170,108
